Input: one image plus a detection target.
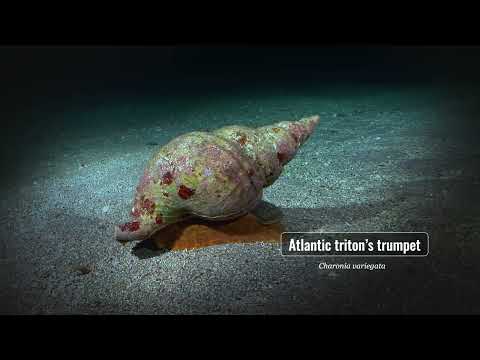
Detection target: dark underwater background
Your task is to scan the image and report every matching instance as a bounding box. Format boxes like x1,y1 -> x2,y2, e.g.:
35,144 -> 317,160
1,46 -> 479,314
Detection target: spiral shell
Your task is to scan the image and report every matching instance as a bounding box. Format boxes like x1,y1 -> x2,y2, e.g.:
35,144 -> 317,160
115,115 -> 320,241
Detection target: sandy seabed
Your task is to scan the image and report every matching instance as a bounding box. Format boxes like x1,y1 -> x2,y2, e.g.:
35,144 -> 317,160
1,83 -> 479,314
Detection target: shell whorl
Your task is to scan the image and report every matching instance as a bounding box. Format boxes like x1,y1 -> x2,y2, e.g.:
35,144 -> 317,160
214,115 -> 320,187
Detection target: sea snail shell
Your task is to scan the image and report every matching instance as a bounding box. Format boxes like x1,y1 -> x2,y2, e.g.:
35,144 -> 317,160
115,115 -> 320,242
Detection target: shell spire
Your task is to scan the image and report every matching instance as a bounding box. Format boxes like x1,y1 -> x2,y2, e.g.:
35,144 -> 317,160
115,115 -> 320,242
214,115 -> 320,187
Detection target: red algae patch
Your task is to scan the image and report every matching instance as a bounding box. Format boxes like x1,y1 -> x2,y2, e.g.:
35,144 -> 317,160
161,171 -> 174,185
120,221 -> 140,232
178,184 -> 195,200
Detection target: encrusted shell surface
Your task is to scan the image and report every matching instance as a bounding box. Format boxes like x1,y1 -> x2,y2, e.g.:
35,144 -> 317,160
115,115 -> 319,241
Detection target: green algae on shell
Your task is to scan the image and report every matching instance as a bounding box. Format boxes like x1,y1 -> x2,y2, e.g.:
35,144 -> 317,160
114,115 -> 320,242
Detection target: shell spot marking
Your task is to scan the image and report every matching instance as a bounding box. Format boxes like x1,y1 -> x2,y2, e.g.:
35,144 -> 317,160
131,207 -> 141,218
162,171 -> 174,185
141,198 -> 156,214
120,221 -> 140,232
178,184 -> 195,200
238,135 -> 247,146
277,152 -> 288,165
292,133 -> 299,143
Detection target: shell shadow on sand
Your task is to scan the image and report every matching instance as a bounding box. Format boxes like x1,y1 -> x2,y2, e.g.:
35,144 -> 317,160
129,195 -> 402,259
131,213 -> 285,259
